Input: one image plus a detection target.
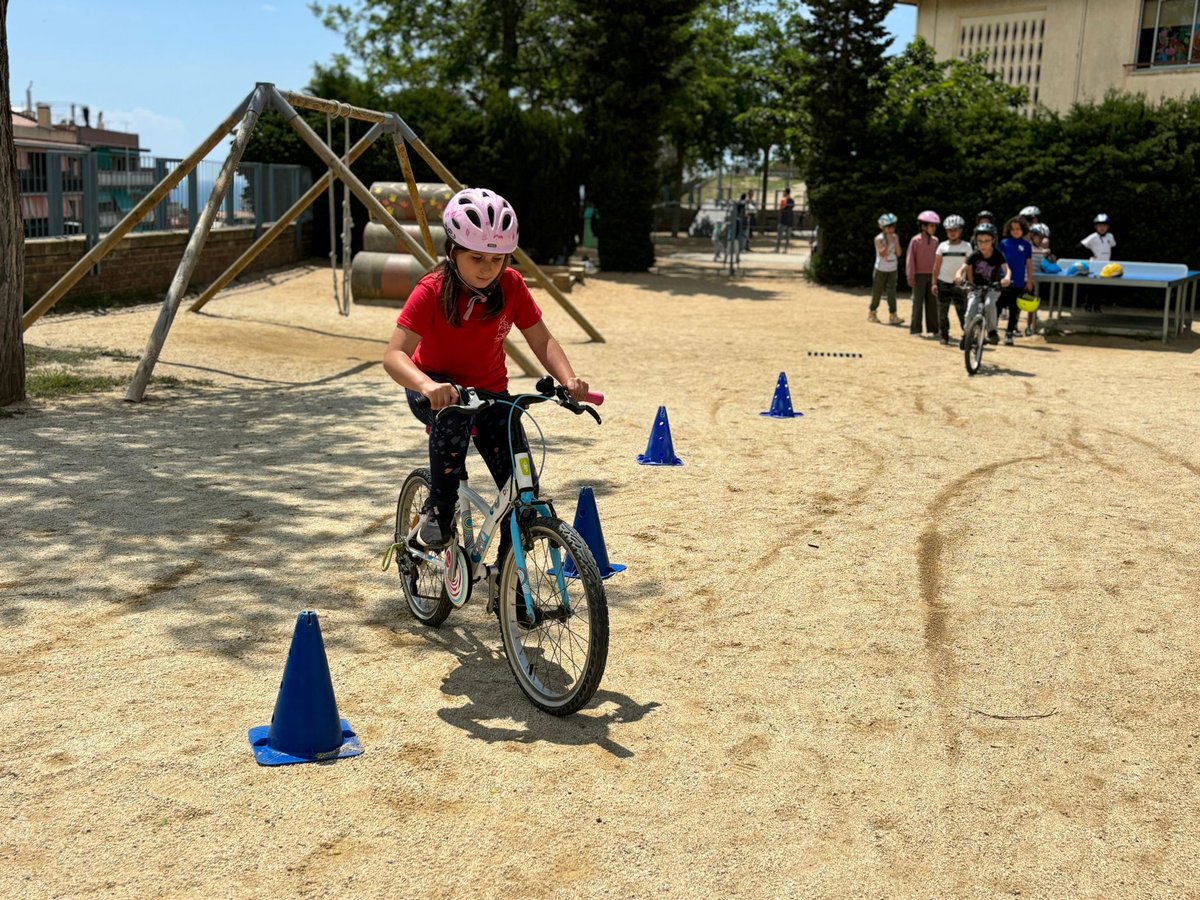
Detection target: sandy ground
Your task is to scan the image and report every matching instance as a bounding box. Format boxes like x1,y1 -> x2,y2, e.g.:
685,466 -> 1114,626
3,257 -> 1200,898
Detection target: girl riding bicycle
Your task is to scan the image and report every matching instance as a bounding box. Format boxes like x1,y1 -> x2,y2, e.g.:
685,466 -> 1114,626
382,187 -> 591,550
958,223 -> 1011,345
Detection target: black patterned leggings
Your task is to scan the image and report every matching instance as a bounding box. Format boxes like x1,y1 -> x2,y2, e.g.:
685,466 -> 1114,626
405,374 -> 537,513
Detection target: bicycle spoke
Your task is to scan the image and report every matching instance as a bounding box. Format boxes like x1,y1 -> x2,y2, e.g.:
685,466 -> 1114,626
499,518 -> 607,712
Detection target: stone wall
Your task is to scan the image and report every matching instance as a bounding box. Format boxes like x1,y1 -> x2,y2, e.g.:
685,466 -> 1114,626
23,224 -> 315,309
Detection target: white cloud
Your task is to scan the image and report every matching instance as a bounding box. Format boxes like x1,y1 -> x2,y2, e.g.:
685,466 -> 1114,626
95,107 -> 188,157
102,107 -> 186,137
262,4 -> 278,11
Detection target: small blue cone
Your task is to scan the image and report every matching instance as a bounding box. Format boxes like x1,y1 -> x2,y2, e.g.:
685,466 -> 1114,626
760,371 -> 802,418
249,611 -> 363,766
637,405 -> 683,466
563,487 -> 626,580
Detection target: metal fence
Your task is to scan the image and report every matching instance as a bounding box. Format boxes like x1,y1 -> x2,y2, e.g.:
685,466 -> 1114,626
16,143 -> 313,242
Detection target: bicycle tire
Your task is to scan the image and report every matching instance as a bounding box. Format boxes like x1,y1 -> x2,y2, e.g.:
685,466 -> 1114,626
497,517 -> 609,715
395,468 -> 454,626
964,318 -> 985,376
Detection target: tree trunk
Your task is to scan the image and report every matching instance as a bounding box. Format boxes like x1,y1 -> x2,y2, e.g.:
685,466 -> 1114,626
0,0 -> 28,406
670,141 -> 685,238
760,145 -> 770,228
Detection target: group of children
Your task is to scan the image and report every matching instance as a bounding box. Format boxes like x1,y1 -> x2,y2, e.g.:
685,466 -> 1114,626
870,208 -> 1116,346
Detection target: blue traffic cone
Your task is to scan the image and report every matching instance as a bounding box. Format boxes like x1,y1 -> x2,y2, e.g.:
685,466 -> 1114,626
760,371 -> 802,418
637,405 -> 684,466
563,487 -> 626,580
248,611 -> 363,766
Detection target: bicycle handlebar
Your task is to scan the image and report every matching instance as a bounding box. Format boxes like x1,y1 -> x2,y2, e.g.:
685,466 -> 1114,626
412,376 -> 603,424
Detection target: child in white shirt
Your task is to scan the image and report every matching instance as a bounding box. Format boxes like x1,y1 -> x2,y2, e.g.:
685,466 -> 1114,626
931,214 -> 971,345
868,213 -> 903,325
1079,214 -> 1115,312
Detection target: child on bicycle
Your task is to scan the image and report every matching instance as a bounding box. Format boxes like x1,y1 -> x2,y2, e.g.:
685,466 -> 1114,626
382,187 -> 591,550
958,223 -> 1011,345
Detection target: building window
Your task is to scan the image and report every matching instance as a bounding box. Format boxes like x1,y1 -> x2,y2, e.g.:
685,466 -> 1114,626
1137,1 -> 1200,67
958,13 -> 1046,108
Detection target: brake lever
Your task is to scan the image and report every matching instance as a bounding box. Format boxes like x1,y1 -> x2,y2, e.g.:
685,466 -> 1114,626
432,385 -> 482,420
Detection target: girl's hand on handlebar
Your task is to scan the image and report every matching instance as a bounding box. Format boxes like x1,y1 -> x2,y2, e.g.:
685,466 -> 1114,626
1001,276 -> 1012,288
423,382 -> 459,410
564,376 -> 590,402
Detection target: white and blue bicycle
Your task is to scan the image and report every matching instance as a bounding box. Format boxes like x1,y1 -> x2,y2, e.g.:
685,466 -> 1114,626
963,283 -> 1003,376
389,377 -> 609,715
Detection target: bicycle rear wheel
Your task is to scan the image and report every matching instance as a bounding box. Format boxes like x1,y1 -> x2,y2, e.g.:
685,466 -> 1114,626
498,517 -> 609,715
395,468 -> 453,626
964,317 -> 985,375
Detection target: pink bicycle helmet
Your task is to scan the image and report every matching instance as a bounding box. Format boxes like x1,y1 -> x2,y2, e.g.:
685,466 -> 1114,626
442,188 -> 519,254
917,210 -> 941,224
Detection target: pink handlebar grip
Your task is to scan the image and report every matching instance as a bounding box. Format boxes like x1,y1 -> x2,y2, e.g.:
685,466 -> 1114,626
585,391 -> 605,406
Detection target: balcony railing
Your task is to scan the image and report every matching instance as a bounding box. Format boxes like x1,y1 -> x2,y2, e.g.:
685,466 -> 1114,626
16,142 -> 312,241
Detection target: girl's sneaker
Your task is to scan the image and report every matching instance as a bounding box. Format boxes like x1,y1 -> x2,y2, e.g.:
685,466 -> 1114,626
939,333 -> 950,346
416,502 -> 455,549
1004,332 -> 1015,346
888,313 -> 904,325
867,310 -> 880,323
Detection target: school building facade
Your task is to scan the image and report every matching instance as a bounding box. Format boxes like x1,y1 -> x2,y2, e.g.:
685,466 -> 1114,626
898,1 -> 1200,111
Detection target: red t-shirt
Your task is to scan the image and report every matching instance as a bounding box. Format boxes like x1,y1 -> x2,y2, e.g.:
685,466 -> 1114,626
397,267 -> 542,392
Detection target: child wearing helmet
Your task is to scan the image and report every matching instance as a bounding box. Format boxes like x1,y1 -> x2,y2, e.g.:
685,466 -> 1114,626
958,223 -> 1011,345
383,187 -> 591,549
1027,223 -> 1054,335
868,213 -> 903,325
906,210 -> 941,337
1081,214 -> 1115,261
931,214 -> 970,346
1079,214 -> 1115,313
997,216 -> 1034,345
972,210 -> 995,249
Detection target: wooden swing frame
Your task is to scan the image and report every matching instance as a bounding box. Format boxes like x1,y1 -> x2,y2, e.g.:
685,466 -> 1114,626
20,83 -> 604,402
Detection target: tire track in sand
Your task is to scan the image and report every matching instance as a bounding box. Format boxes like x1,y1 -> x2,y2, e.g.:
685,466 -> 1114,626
917,453 -> 1046,754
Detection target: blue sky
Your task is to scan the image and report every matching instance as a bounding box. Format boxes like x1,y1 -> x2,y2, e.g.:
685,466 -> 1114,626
9,1 -> 917,159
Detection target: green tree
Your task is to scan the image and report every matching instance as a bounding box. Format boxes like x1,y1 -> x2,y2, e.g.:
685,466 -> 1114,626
1,0 -> 26,405
876,39 -> 1031,238
798,0 -> 896,283
730,4 -> 807,209
310,0 -> 577,108
574,0 -> 702,271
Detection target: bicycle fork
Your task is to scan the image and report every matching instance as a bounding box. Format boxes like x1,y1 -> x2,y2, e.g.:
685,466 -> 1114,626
507,450 -> 573,620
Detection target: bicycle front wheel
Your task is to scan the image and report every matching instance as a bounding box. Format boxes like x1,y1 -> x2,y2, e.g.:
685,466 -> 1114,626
498,517 -> 609,715
964,317 -> 985,376
395,468 -> 453,626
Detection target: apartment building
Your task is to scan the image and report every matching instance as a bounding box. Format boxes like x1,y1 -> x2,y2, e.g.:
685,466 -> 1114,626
11,99 -> 145,236
898,1 -> 1200,111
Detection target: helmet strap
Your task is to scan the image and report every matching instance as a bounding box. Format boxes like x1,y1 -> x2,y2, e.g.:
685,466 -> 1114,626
447,243 -> 506,320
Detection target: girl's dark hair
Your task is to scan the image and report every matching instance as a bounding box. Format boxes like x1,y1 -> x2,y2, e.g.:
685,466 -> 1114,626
436,240 -> 508,327
1004,215 -> 1028,237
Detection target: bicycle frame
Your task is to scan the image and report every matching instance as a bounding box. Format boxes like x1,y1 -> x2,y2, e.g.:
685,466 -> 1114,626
402,417 -> 571,621
965,284 -> 1001,332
